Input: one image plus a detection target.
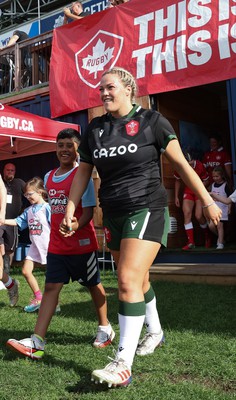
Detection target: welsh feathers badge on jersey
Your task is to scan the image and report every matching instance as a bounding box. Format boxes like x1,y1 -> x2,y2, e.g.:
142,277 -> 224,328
125,120 -> 139,136
104,226 -> 111,243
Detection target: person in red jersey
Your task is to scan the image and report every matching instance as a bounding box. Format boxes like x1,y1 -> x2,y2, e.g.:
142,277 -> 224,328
175,152 -> 212,250
202,134 -> 232,186
6,129 -> 114,360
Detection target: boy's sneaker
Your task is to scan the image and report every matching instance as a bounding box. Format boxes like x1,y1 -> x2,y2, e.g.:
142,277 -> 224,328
91,358 -> 132,388
93,326 -> 115,348
182,243 -> 195,251
8,279 -> 19,307
24,298 -> 41,313
6,335 -> 45,360
216,243 -> 224,250
136,331 -> 165,356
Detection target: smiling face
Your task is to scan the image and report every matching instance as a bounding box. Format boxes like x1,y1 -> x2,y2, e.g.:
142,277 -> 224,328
210,138 -> 220,151
71,2 -> 83,15
212,171 -> 224,184
99,73 -> 133,118
24,187 -> 43,205
56,138 -> 79,169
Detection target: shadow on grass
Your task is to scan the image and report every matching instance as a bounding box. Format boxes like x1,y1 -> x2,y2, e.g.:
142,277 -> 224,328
1,348 -> 101,392
3,282 -> 236,338
1,339 -> 112,394
58,282 -> 236,336
55,299 -> 118,322
65,377 -> 111,394
1,270 -> 236,340
152,280 -> 236,336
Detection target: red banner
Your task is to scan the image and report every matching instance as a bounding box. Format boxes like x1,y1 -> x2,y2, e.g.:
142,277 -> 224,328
50,0 -> 236,117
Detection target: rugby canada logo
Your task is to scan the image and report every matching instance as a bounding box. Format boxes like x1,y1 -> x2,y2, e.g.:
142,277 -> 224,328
75,30 -> 124,89
125,120 -> 139,136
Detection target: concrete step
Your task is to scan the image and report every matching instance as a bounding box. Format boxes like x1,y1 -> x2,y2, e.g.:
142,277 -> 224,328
150,263 -> 236,285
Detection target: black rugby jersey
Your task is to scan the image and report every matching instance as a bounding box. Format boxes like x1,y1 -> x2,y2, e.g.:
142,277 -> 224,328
79,106 -> 177,216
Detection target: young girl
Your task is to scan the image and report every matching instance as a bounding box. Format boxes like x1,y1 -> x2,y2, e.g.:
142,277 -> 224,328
3,177 -> 51,312
209,166 -> 231,249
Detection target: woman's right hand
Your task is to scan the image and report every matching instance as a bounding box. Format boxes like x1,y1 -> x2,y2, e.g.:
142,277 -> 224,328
202,202 -> 222,226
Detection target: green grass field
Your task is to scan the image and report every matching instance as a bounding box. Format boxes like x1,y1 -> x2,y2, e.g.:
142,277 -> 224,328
0,268 -> 235,400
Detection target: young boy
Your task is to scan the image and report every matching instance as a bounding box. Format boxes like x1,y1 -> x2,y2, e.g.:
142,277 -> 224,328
0,174 -> 19,306
6,129 -> 114,359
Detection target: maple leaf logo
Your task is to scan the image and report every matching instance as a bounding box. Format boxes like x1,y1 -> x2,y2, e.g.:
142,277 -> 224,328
75,30 -> 124,88
82,39 -> 114,79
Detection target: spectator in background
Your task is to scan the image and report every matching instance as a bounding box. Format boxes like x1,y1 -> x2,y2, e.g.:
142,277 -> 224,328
0,30 -> 31,89
108,0 -> 129,6
209,166 -> 232,249
174,152 -> 212,250
0,174 -> 19,306
202,134 -> 232,187
3,31 -> 29,47
0,163 -> 25,274
63,1 -> 90,25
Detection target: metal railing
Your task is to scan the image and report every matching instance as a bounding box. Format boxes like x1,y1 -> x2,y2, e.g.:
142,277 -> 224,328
0,31 -> 53,96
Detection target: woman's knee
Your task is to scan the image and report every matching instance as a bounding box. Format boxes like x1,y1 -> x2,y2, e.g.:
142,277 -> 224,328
118,272 -> 142,295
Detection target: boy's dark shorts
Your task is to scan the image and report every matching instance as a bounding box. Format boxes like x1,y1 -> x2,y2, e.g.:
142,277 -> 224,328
46,251 -> 101,287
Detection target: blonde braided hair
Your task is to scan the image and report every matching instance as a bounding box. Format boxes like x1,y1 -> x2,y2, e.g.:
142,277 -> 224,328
101,67 -> 137,103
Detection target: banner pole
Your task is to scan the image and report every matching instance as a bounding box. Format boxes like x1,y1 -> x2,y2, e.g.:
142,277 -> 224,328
38,0 -> 41,34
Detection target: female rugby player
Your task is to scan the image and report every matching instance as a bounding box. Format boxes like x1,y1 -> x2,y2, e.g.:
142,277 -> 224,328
62,67 -> 222,388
